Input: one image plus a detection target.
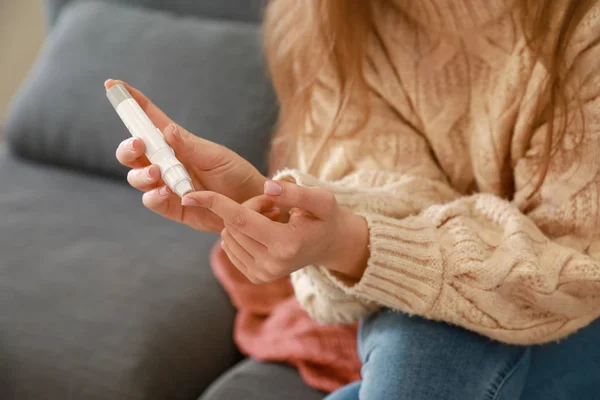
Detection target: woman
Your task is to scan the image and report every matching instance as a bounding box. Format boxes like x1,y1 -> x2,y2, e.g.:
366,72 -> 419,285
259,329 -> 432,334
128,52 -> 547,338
111,0 -> 600,398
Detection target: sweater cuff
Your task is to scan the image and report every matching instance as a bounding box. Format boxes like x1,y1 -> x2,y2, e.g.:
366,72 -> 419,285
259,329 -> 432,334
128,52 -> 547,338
290,265 -> 380,324
331,213 -> 444,315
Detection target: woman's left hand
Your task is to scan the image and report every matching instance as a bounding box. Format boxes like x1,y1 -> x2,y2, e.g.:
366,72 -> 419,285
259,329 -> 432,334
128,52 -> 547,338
181,181 -> 370,284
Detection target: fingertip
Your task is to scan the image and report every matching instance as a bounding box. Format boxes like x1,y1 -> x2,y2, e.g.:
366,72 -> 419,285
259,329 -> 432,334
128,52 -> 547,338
181,197 -> 197,206
164,123 -> 182,143
265,207 -> 280,214
141,189 -> 156,208
264,180 -> 283,196
147,164 -> 160,180
106,78 -> 127,87
263,208 -> 281,221
117,138 -> 145,164
142,186 -> 170,208
158,185 -> 171,196
104,79 -> 114,89
182,191 -> 218,208
131,137 -> 145,153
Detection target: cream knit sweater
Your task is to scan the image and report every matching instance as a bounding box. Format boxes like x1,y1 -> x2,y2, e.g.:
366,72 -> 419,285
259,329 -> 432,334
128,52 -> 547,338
271,0 -> 600,345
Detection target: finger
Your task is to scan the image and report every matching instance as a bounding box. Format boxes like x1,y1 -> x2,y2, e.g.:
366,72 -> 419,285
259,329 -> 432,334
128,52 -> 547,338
221,240 -> 245,271
222,228 -> 255,268
142,185 -> 177,214
161,123 -> 185,153
242,195 -> 280,221
263,180 -> 335,219
105,79 -> 177,132
242,195 -> 277,213
127,165 -> 161,191
182,191 -> 276,244
263,208 -> 281,221
160,122 -> 233,171
221,240 -> 255,282
227,226 -> 267,258
160,123 -> 203,163
115,137 -> 149,168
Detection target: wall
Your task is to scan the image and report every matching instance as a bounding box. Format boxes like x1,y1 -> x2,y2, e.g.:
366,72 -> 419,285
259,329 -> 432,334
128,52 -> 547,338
0,0 -> 45,122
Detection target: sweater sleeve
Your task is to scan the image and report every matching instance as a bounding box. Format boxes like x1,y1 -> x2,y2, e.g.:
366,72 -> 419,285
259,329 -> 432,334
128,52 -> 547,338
277,11 -> 600,344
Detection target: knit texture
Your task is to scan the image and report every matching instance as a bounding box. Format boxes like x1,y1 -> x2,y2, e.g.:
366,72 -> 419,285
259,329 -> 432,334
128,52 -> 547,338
272,0 -> 600,345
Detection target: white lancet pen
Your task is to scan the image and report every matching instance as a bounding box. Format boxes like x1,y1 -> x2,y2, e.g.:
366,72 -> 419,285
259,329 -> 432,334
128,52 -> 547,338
106,83 -> 195,198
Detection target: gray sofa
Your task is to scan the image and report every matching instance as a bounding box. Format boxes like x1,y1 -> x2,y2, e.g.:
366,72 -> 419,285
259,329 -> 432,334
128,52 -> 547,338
0,0 -> 325,399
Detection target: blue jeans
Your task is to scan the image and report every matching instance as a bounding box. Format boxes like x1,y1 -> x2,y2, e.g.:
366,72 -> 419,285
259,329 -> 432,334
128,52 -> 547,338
325,310 -> 600,400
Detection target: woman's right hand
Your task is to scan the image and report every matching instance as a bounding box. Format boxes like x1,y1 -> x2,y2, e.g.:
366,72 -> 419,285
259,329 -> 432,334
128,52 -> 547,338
109,79 -> 267,233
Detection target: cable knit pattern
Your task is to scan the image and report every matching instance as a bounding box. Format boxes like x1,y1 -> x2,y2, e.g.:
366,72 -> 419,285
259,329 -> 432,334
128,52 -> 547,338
271,0 -> 600,344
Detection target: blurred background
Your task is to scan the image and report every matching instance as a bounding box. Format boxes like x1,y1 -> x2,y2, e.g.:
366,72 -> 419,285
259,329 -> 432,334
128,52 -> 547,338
0,0 -> 44,122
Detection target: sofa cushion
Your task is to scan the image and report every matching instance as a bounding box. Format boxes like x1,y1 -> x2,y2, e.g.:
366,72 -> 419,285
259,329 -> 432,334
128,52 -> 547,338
199,359 -> 325,400
0,152 -> 239,400
45,0 -> 266,26
5,0 -> 276,179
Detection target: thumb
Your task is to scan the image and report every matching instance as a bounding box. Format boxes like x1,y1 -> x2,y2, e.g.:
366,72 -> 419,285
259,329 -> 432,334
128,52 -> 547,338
162,123 -> 227,170
263,180 -> 335,219
161,122 -> 191,156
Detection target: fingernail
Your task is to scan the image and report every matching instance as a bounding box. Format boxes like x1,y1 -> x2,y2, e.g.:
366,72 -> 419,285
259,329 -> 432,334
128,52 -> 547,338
158,186 -> 170,196
220,240 -> 225,249
167,124 -> 182,142
145,166 -> 155,181
126,137 -> 138,152
181,197 -> 197,206
264,180 -> 283,196
104,79 -> 114,88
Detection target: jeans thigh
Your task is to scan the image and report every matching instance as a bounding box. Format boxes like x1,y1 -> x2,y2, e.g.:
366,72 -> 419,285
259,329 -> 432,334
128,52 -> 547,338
521,317 -> 600,400
357,310 -> 531,400
323,381 -> 361,400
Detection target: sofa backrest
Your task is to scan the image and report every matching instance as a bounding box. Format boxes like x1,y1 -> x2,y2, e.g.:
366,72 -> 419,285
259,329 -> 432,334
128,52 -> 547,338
4,0 -> 277,178
45,0 -> 266,26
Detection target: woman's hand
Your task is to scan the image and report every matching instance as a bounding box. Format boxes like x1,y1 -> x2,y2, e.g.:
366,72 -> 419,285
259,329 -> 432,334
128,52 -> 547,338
181,180 -> 370,284
108,79 -> 266,233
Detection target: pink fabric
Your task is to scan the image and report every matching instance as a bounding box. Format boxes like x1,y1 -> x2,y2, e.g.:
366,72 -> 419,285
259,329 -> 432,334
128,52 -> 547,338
209,242 -> 361,393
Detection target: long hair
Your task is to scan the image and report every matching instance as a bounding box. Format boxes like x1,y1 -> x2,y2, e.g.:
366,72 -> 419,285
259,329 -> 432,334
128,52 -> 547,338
263,0 -> 593,193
